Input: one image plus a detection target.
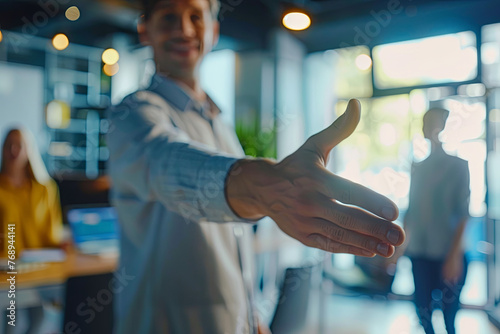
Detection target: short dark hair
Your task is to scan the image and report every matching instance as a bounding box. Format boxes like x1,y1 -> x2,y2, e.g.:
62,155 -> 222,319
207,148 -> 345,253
423,108 -> 449,131
141,0 -> 220,20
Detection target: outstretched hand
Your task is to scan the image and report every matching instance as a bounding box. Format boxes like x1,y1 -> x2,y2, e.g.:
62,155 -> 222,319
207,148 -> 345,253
227,99 -> 405,257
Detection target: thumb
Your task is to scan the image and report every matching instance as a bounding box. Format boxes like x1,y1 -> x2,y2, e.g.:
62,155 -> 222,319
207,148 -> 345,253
307,99 -> 361,158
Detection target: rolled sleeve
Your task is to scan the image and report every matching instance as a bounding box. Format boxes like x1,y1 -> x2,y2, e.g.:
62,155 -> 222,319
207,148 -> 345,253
107,92 -> 250,224
197,156 -> 245,222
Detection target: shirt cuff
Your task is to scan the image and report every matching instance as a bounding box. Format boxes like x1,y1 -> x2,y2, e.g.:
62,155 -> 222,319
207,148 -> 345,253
196,156 -> 251,223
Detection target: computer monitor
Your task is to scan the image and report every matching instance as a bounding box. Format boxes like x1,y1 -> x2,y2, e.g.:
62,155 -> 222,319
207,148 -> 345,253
66,205 -> 119,254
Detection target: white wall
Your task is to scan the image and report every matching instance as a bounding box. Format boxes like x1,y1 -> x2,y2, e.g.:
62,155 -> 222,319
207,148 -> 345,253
0,61 -> 45,164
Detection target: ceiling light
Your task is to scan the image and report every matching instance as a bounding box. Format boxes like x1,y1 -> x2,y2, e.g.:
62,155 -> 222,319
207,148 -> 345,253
355,54 -> 372,70
102,48 -> 119,65
282,12 -> 311,31
103,63 -> 119,76
52,34 -> 69,51
65,6 -> 80,21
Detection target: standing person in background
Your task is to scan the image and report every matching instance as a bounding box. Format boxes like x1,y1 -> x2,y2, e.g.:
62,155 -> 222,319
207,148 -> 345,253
0,128 -> 64,334
107,0 -> 405,333
404,108 -> 470,334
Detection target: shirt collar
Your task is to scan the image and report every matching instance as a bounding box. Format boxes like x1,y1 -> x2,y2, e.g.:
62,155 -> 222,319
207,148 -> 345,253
147,73 -> 220,118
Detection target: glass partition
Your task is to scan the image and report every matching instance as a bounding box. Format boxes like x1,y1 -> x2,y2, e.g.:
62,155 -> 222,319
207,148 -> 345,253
482,23 -> 500,88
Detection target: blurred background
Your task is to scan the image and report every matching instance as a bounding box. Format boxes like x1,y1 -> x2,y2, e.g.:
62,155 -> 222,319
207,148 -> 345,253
1,0 -> 500,333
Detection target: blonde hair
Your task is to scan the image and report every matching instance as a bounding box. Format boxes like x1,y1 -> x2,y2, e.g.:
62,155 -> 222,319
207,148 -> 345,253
1,128 -> 52,185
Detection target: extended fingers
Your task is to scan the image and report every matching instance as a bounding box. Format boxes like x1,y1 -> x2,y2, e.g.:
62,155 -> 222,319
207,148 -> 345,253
317,171 -> 399,221
308,218 -> 395,257
305,233 -> 376,257
306,193 -> 405,247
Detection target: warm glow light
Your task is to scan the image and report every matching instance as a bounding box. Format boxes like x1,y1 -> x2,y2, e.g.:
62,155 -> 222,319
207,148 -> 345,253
52,33 -> 69,51
102,48 -> 119,65
355,54 -> 372,70
282,12 -> 311,31
49,142 -> 73,157
46,100 -> 71,128
65,6 -> 80,21
103,63 -> 119,76
0,30 -> 3,43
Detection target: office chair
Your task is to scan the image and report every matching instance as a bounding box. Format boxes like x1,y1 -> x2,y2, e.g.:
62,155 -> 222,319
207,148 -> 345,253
269,265 -> 317,334
62,273 -> 114,334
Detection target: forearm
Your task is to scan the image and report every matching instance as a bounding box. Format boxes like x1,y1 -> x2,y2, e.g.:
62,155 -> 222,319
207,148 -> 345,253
117,140 -> 249,223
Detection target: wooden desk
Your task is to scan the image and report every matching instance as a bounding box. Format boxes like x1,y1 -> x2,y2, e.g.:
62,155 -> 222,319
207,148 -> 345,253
0,250 -> 117,290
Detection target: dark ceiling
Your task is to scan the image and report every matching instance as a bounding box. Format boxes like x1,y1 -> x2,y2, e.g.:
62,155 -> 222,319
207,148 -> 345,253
1,0 -> 500,52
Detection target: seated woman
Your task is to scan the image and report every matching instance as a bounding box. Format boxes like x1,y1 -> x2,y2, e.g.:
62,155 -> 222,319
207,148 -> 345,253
0,128 -> 63,257
1,128 -> 64,334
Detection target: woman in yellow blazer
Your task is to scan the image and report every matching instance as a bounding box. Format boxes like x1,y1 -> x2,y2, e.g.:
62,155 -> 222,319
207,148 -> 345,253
0,128 -> 63,258
1,128 -> 64,334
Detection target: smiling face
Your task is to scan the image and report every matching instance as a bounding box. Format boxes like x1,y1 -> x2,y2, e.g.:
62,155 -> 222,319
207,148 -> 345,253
141,0 -> 219,80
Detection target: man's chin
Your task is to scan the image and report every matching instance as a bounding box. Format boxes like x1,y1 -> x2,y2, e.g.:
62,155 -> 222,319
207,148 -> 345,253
158,60 -> 197,75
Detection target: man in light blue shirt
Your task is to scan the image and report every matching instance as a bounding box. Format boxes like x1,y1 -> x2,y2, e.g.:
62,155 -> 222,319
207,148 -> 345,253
107,0 -> 406,333
404,108 -> 470,334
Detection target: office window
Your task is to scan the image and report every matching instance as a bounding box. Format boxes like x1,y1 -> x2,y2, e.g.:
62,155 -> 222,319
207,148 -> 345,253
441,98 -> 487,217
373,31 -> 478,89
326,46 -> 373,99
482,23 -> 500,88
334,94 -> 412,210
200,49 -> 236,126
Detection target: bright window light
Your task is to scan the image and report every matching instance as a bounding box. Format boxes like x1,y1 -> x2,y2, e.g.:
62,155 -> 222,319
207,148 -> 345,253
379,123 -> 397,146
373,31 -> 477,89
325,46 -> 373,99
481,23 -> 500,87
482,42 -> 499,65
440,98 -> 487,218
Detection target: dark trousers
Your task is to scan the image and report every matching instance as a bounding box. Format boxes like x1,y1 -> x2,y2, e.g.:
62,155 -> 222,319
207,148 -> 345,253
411,256 -> 468,334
